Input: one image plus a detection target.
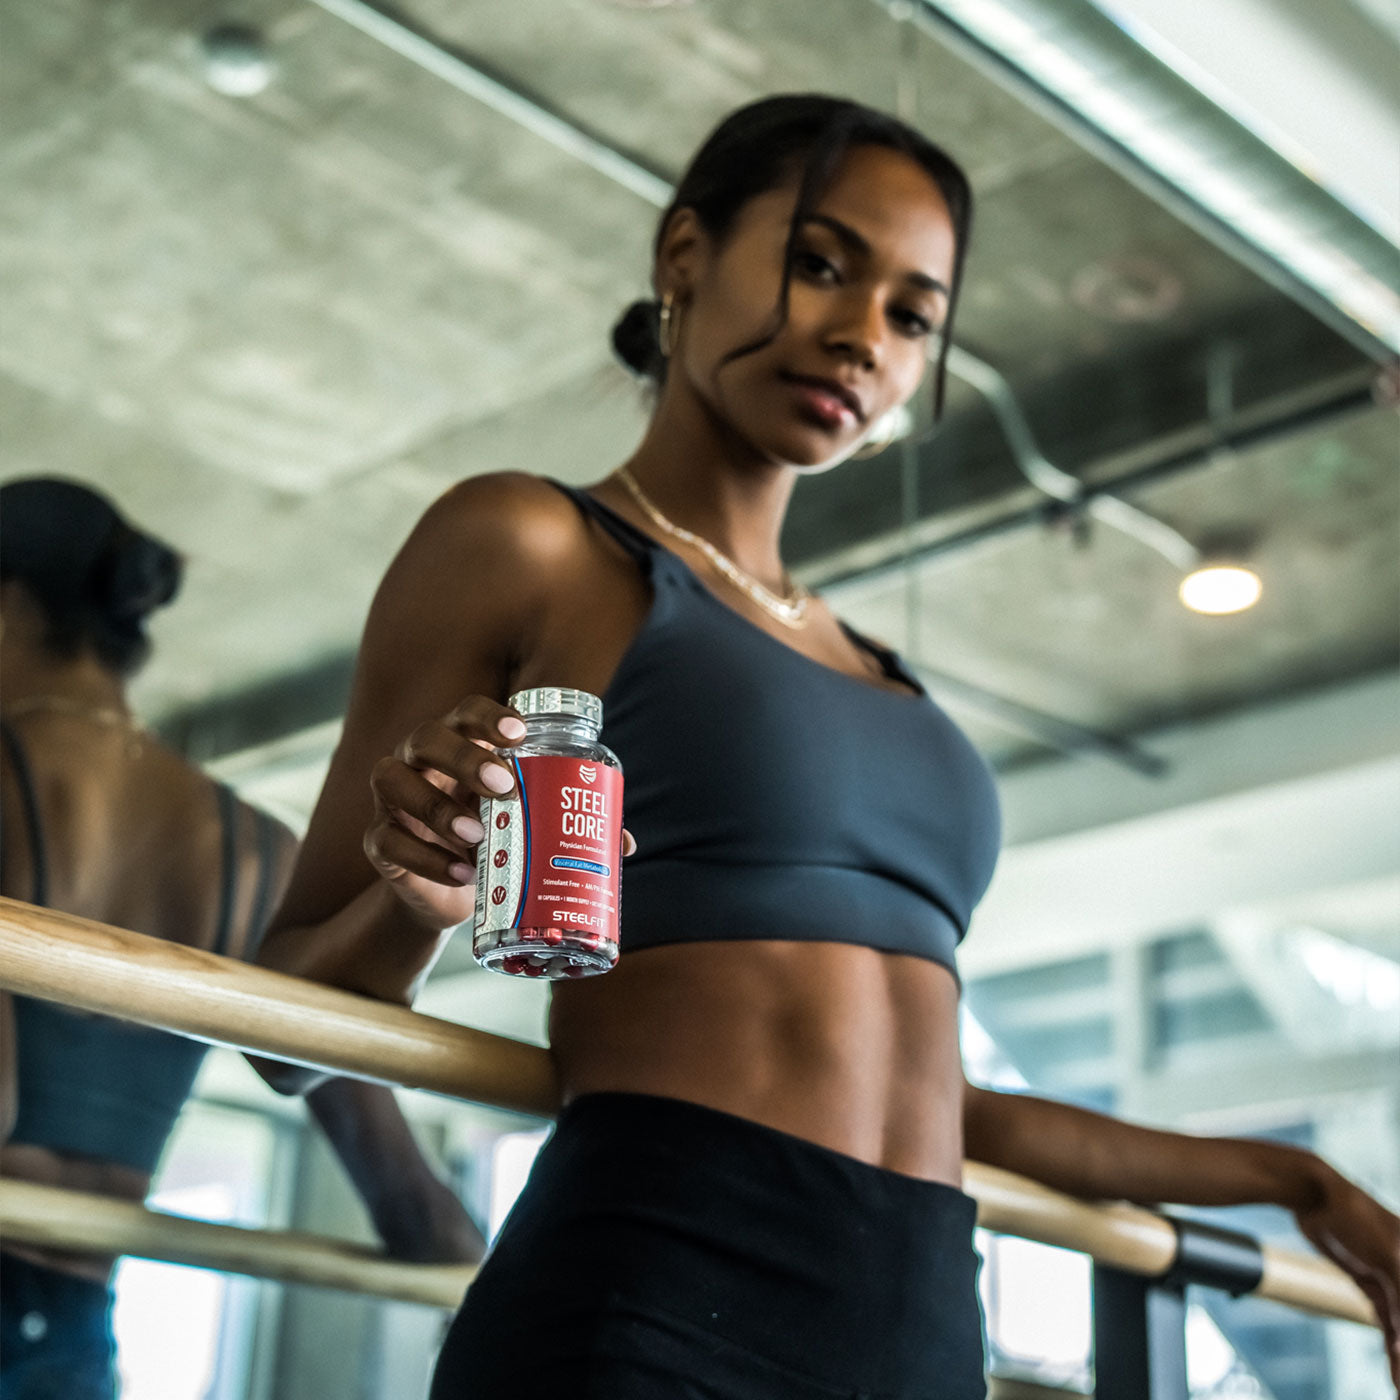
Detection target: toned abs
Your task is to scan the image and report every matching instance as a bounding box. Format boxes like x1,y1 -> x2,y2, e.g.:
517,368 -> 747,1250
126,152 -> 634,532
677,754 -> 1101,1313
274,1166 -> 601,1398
550,942 -> 966,1184
515,485 -> 967,1186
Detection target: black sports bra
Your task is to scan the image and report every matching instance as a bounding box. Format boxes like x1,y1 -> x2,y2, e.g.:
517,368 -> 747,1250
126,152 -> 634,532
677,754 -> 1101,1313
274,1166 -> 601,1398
548,481 -> 1002,978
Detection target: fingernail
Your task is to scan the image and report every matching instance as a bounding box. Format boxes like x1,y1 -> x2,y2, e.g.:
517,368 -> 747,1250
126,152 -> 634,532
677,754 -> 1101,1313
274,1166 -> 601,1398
452,815 -> 484,843
448,862 -> 473,884
498,717 -> 526,740
481,764 -> 514,794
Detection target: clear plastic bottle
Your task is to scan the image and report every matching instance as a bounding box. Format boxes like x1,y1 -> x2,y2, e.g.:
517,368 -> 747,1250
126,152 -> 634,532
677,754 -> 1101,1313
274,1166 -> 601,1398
472,687 -> 623,979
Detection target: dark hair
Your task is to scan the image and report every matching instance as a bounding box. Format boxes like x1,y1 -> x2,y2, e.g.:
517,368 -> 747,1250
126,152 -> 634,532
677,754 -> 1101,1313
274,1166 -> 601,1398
0,477 -> 182,675
610,93 -> 973,418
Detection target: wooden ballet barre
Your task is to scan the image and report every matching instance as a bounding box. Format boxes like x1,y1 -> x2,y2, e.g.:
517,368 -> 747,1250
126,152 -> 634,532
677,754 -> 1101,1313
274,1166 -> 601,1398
0,898 -> 558,1116
0,898 -> 1378,1330
965,1161 -> 1375,1326
0,1178 -> 475,1308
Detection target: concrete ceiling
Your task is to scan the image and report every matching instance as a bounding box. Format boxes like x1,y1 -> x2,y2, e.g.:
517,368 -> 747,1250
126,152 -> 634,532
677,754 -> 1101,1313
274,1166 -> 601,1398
2,0 -> 1395,772
8,19 -> 1395,1390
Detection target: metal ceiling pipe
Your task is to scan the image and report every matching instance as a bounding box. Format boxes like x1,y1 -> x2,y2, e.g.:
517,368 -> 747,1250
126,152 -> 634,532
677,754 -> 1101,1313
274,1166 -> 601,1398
307,0 -> 673,207
809,379 -> 1376,595
896,0 -> 1400,357
945,344 -> 1202,571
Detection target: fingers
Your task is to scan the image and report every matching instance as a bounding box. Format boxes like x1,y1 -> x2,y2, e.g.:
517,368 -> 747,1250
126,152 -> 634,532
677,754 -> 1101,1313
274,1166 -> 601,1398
365,816 -> 473,888
374,754 -> 485,841
366,696 -> 526,890
444,694 -> 527,748
397,715 -> 520,800
370,694 -> 635,893
368,760 -> 482,886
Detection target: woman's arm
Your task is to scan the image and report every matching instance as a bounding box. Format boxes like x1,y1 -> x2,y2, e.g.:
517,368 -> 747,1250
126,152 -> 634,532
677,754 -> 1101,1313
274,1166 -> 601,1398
305,1078 -> 486,1264
964,1083 -> 1328,1210
226,805 -> 484,1260
249,474 -> 581,1089
964,1082 -> 1400,1383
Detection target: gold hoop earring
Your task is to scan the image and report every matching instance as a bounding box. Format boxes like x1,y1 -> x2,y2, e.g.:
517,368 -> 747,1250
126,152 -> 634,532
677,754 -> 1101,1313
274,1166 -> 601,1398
658,291 -> 683,359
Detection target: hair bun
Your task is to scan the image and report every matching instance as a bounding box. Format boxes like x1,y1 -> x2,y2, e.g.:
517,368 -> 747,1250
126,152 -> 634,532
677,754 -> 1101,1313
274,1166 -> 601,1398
611,299 -> 665,381
99,527 -> 182,623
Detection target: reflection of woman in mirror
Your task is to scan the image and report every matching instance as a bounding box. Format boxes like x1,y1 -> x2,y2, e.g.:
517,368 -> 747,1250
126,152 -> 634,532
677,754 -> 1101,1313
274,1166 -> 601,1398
0,478 -> 483,1400
255,96 -> 1400,1397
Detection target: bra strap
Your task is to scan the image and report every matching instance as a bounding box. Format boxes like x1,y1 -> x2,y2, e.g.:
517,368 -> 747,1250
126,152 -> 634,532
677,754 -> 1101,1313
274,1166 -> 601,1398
543,479 -> 659,568
245,806 -> 281,955
838,622 -> 926,697
213,783 -> 239,956
0,719 -> 48,907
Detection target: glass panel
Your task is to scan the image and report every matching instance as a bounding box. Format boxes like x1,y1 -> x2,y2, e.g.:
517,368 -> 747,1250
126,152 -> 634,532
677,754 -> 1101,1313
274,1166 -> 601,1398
112,1101 -> 280,1400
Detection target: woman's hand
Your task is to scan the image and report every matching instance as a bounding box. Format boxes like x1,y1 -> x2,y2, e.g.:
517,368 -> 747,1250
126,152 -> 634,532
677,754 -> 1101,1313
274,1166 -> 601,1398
961,1087 -> 1400,1390
1294,1165 -> 1400,1390
363,696 -> 528,932
363,694 -> 635,934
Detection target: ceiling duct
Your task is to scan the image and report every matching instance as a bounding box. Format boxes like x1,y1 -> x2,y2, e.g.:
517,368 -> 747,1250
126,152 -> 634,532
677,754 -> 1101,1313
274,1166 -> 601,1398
901,0 -> 1400,357
308,0 -> 673,206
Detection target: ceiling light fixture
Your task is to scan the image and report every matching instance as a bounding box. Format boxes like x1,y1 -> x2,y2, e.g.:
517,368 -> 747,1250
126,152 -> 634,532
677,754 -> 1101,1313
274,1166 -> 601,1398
945,345 -> 1264,615
201,22 -> 275,97
1178,562 -> 1262,616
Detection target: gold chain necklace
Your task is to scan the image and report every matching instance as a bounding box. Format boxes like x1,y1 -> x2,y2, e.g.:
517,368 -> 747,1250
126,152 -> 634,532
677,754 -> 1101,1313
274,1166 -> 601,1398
615,467 -> 811,629
3,696 -> 146,756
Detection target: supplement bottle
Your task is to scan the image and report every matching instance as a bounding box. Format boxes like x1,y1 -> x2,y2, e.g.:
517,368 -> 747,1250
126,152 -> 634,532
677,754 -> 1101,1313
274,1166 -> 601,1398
472,687 -> 623,978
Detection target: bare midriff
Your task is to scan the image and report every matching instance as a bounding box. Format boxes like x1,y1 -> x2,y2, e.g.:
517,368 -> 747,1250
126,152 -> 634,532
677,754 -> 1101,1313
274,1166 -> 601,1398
549,939 -> 966,1186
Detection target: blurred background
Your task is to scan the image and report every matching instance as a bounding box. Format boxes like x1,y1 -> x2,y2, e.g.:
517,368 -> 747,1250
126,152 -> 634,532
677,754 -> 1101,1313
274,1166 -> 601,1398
2,1 -> 1396,1396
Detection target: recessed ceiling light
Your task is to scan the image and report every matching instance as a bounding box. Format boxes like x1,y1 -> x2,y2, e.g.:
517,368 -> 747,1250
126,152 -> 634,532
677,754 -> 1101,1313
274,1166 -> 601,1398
1178,563 -> 1262,615
201,22 -> 275,97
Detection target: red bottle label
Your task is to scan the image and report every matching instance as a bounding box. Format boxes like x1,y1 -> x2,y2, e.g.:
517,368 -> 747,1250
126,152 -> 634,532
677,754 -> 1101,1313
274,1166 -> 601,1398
474,755 -> 623,941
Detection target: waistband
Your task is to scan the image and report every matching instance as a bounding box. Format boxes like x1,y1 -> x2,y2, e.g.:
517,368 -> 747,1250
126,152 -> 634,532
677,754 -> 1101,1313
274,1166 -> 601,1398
502,1091 -> 984,1392
557,1089 -> 975,1208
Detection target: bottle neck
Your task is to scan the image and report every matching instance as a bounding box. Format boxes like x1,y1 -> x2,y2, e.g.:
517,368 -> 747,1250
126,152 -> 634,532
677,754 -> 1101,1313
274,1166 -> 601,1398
525,715 -> 600,746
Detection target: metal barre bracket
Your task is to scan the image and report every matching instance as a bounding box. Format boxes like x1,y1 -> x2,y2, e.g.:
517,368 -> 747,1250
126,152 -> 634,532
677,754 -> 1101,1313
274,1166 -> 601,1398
1161,1216 -> 1265,1298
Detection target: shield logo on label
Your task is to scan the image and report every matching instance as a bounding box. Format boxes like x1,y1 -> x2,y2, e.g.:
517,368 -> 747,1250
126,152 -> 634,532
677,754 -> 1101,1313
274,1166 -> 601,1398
579,764 -> 597,783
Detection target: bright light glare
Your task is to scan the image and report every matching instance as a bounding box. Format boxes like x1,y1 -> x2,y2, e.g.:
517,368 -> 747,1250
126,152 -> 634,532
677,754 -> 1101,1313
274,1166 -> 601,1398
1296,927 -> 1400,1012
201,26 -> 275,97
960,1006 -> 1029,1090
114,1184 -> 233,1400
986,1236 -> 1092,1374
1186,1303 -> 1236,1388
1186,1303 -> 1264,1396
1179,565 -> 1262,615
489,1128 -> 549,1238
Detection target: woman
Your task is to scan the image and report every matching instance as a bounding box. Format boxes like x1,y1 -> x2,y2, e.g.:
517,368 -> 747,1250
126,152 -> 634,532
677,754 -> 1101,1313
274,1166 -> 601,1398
255,96 -> 1400,1397
0,479 -> 483,1400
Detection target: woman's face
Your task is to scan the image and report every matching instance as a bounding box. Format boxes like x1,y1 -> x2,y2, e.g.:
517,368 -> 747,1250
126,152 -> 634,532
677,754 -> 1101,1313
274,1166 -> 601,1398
667,143 -> 958,470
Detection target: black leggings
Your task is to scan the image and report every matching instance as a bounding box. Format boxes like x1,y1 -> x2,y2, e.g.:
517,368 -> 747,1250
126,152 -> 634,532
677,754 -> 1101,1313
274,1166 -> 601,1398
432,1092 -> 986,1399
